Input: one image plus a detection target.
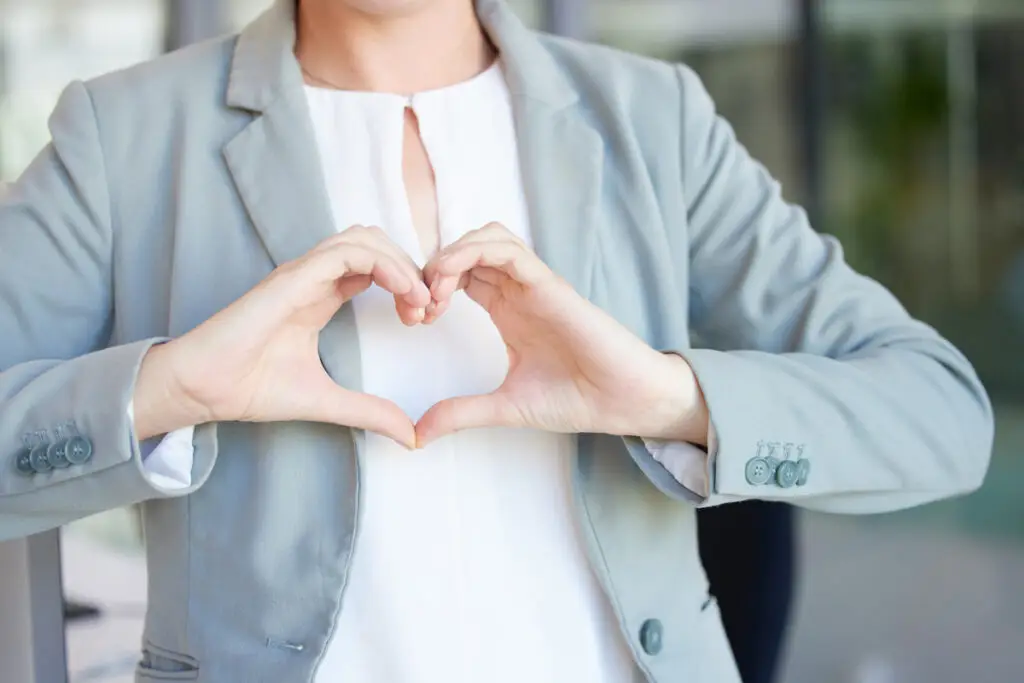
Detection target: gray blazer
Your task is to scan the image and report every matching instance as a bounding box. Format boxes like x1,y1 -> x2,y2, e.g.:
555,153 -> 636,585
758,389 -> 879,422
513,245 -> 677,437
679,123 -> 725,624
0,0 -> 993,680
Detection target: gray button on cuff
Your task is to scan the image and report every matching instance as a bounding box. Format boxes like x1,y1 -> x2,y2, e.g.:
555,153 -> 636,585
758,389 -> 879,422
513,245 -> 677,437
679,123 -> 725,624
775,460 -> 799,488
796,458 -> 810,487
744,457 -> 772,486
29,445 -> 52,473
15,436 -> 94,475
746,443 -> 810,488
65,437 -> 93,465
15,450 -> 35,476
47,441 -> 71,469
639,618 -> 663,655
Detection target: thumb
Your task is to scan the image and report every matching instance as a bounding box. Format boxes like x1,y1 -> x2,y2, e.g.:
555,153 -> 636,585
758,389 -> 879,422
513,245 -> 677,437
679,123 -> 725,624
316,382 -> 416,449
415,393 -> 517,447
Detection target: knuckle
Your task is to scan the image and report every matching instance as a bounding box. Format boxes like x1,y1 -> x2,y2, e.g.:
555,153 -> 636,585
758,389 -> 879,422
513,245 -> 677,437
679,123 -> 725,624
316,233 -> 346,249
339,224 -> 372,243
351,224 -> 386,243
485,222 -> 516,241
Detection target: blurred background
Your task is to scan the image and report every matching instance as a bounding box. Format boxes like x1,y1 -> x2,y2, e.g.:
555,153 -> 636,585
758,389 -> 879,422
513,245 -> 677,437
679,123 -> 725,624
1,1 -> 1021,682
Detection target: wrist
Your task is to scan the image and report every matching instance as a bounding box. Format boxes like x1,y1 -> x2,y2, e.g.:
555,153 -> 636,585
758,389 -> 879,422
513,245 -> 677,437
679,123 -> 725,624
133,340 -> 213,440
632,351 -> 709,445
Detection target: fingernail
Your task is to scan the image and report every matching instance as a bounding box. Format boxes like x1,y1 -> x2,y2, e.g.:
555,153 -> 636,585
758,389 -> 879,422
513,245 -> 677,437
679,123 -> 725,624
414,307 -> 425,320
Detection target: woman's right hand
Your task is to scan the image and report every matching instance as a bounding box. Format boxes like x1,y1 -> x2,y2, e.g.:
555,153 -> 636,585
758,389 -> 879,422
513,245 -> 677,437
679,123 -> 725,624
132,226 -> 430,448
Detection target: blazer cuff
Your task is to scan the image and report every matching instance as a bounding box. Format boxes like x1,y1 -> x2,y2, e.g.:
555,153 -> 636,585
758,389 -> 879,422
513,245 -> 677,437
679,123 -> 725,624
622,422 -> 718,504
2,339 -> 216,515
127,402 -> 196,490
642,423 -> 718,498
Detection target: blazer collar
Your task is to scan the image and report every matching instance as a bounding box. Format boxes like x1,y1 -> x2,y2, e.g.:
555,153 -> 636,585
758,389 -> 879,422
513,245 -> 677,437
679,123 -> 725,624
226,0 -> 579,112
223,0 -> 603,307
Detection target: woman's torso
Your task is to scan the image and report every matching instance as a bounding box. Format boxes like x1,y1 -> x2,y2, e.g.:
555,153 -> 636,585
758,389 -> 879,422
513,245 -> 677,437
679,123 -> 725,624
305,63 -> 635,683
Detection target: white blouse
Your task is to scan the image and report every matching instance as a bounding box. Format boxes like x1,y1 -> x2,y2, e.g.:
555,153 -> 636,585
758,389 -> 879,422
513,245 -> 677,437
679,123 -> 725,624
140,61 -> 709,683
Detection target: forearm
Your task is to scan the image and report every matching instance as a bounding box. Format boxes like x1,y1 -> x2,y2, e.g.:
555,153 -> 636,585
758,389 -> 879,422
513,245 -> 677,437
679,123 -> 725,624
682,341 -> 992,511
0,339 -> 217,541
625,351 -> 710,446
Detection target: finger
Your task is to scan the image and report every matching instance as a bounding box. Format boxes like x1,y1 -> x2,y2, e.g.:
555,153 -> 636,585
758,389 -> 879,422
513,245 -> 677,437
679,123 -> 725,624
436,241 -> 547,289
335,274 -> 373,301
421,297 -> 450,325
415,394 -> 518,447
317,383 -> 416,449
422,222 -> 517,280
311,230 -> 357,252
315,227 -> 431,309
442,222 -> 519,248
462,276 -> 501,311
428,268 -> 502,314
471,266 -> 505,286
429,272 -> 471,304
346,225 -> 431,307
311,244 -> 424,307
308,243 -> 406,291
395,298 -> 426,326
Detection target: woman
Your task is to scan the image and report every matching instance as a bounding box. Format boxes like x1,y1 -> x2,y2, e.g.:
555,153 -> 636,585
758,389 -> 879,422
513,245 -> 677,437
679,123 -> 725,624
0,0 -> 992,681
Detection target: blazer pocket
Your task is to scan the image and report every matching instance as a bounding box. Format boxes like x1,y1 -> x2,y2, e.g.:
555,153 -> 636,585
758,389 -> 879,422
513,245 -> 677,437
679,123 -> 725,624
136,644 -> 199,681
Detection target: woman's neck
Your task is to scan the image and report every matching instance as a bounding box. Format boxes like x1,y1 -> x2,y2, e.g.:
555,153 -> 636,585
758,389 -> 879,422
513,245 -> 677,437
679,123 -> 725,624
295,0 -> 495,94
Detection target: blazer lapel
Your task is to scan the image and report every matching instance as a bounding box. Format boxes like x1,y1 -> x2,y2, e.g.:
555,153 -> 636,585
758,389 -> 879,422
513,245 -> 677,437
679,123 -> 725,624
223,0 -> 362,393
512,100 -> 603,302
223,96 -> 337,269
479,0 -> 603,301
223,0 -> 336,270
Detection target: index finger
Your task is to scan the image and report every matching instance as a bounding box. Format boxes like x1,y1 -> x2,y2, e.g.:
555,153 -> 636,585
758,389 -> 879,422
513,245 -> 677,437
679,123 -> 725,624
314,227 -> 432,309
308,243 -> 422,306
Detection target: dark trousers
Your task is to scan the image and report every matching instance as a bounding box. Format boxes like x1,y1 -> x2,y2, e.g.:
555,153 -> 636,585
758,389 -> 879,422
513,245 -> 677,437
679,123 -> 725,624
697,501 -> 796,683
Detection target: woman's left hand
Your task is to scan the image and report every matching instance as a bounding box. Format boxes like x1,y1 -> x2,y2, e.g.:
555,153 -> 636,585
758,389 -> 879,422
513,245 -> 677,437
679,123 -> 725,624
415,223 -> 709,447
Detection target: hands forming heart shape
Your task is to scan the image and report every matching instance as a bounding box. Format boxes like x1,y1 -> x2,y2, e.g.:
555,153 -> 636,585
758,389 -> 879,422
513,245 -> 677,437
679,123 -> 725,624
135,223 -> 707,450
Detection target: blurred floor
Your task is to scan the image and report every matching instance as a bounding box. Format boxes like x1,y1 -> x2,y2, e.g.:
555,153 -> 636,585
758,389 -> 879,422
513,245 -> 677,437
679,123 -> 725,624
780,515 -> 1024,683
779,400 -> 1024,683
63,405 -> 1024,683
62,525 -> 144,683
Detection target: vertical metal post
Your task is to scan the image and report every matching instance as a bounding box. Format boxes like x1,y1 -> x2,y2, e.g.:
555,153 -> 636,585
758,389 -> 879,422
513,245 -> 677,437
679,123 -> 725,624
0,533 -> 67,683
0,539 -> 36,682
796,0 -> 825,230
544,0 -> 589,39
26,533 -> 68,683
0,31 -> 6,176
946,14 -> 979,301
164,0 -> 230,52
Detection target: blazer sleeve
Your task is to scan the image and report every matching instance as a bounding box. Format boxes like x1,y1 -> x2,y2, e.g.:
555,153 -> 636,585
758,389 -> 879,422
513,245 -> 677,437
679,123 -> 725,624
0,81 -> 217,543
665,65 -> 993,513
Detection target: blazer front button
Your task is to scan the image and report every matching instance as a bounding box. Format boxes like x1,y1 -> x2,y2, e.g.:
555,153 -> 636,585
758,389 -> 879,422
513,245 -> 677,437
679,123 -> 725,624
775,460 -> 799,488
29,445 -> 52,473
744,457 -> 772,485
65,437 -> 93,465
639,618 -> 663,655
